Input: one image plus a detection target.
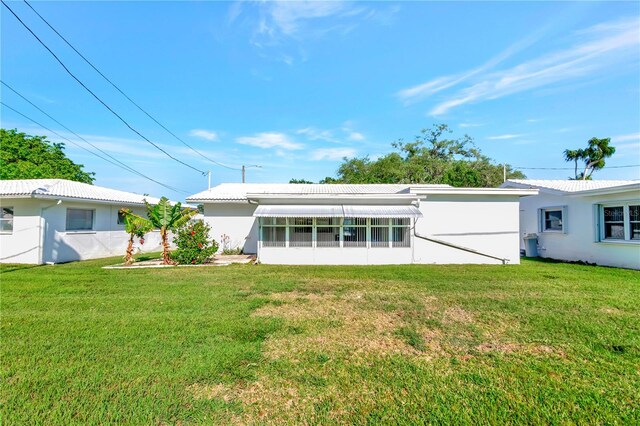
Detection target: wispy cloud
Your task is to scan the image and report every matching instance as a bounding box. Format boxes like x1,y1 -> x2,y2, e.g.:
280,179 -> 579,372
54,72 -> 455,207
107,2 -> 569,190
189,129 -> 218,141
311,147 -> 356,161
487,134 -> 526,140
459,122 -> 482,128
612,133 -> 640,142
236,132 -> 303,150
296,127 -> 337,142
347,131 -> 364,141
397,17 -> 640,115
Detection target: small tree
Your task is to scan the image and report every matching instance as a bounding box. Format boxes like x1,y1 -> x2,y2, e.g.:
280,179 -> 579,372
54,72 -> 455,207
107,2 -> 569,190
120,209 -> 153,266
564,138 -> 616,180
145,197 -> 198,264
172,220 -> 218,264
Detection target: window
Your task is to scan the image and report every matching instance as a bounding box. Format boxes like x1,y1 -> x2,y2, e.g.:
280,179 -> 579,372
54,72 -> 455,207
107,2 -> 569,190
117,210 -> 126,225
631,206 -> 640,240
289,217 -> 312,247
370,218 -> 390,248
603,206 -> 624,239
392,218 -> 410,248
539,207 -> 565,233
261,217 -> 286,247
258,216 -> 413,248
66,208 -> 94,231
1,207 -> 13,234
343,217 -> 366,247
599,204 -> 640,242
316,217 -> 340,247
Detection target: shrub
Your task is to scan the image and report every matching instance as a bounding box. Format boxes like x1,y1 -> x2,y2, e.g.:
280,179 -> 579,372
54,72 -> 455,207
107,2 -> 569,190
171,220 -> 218,265
220,233 -> 243,255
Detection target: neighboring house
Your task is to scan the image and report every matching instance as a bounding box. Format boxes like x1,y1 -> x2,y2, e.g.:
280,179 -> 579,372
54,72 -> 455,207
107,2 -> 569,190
187,183 -> 537,265
0,179 -> 169,264
501,179 -> 640,270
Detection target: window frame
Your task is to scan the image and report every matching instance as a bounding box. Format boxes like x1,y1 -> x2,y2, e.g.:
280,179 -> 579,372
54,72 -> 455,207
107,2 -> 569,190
538,206 -> 567,234
0,206 -> 14,235
65,208 -> 95,232
597,202 -> 640,243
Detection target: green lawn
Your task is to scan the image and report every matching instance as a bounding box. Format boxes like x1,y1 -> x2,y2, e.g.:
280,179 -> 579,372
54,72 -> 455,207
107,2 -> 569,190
1,257 -> 639,424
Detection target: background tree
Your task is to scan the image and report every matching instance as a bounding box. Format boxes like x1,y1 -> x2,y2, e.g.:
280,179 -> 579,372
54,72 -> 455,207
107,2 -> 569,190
145,197 -> 198,264
564,138 -> 616,180
0,129 -> 95,183
316,124 -> 524,187
120,209 -> 153,266
289,178 -> 314,184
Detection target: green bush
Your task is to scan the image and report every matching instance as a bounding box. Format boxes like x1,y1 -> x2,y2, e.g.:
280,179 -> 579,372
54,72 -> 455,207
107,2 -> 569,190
171,220 -> 218,264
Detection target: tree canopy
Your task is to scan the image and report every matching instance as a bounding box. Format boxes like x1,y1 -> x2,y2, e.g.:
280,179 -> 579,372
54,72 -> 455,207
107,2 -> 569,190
314,124 -> 524,187
0,129 -> 95,183
563,137 -> 616,180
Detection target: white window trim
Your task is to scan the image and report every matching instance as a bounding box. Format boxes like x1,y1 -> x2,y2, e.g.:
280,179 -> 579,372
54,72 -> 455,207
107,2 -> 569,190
538,206 -> 567,234
0,206 -> 14,235
597,202 -> 640,244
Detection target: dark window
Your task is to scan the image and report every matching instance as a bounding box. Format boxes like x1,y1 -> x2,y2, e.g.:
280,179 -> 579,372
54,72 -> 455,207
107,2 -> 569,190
603,206 -> 624,239
66,209 -> 94,231
544,210 -> 563,231
1,207 -> 14,233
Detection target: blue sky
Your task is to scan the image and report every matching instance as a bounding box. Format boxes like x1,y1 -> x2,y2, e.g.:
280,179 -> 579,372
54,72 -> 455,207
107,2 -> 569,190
2,1 -> 639,200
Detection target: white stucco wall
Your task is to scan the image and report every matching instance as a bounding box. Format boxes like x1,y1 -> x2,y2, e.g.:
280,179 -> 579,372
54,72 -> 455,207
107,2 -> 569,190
202,203 -> 259,254
518,190 -> 640,269
413,195 -> 521,265
0,198 -> 167,264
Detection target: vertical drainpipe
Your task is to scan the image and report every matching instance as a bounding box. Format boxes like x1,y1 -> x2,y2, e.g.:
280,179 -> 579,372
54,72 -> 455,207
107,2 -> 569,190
39,199 -> 62,264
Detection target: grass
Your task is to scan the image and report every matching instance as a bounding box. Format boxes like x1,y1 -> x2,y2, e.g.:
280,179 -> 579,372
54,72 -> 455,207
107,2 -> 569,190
1,256 -> 639,424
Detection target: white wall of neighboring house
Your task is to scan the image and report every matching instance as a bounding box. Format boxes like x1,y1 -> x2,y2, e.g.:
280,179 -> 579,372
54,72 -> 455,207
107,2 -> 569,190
518,190 -> 640,269
0,198 -> 166,264
203,203 -> 259,254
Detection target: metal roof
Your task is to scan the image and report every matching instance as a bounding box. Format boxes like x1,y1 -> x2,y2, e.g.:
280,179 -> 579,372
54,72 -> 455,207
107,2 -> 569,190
253,204 -> 423,218
503,179 -> 639,194
187,183 -> 450,202
0,179 -> 162,205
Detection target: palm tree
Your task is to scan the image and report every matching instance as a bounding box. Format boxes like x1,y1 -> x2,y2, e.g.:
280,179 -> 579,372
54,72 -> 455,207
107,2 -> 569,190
145,197 -> 198,264
120,209 -> 153,266
563,138 -> 616,180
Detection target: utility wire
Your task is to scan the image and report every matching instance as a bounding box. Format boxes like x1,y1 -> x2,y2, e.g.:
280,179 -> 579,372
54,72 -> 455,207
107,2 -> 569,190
1,0 -> 206,175
513,165 -> 640,170
1,101 -> 189,195
23,0 -> 241,172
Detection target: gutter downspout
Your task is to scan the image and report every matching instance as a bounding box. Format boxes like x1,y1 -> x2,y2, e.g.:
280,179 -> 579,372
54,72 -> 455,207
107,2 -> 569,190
39,199 -> 62,264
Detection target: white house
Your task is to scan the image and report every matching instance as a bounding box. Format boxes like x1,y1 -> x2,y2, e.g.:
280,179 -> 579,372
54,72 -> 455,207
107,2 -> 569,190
0,179 -> 172,264
501,179 -> 640,270
187,183 -> 537,265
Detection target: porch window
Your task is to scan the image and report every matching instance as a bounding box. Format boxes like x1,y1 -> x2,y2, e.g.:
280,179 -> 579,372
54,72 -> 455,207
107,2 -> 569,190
66,208 -> 94,231
289,217 -> 312,247
316,218 -> 340,247
392,218 -> 411,247
370,218 -> 390,248
343,217 -> 366,247
261,217 -> 286,247
1,207 -> 13,234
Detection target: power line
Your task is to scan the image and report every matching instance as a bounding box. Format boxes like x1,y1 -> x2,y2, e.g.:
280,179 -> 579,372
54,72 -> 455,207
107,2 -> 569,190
1,101 -> 190,195
23,0 -> 241,172
1,81 -> 187,194
513,165 -> 640,170
1,0 -> 206,175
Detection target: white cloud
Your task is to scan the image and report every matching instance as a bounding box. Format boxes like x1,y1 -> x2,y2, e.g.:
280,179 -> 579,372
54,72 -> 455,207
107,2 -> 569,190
397,17 -> 640,115
311,147 -> 356,161
296,127 -> 337,142
612,133 -> 640,142
189,129 -> 218,141
459,122 -> 482,128
487,134 -> 525,140
427,17 -> 640,115
348,131 -> 365,141
236,132 -> 303,150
